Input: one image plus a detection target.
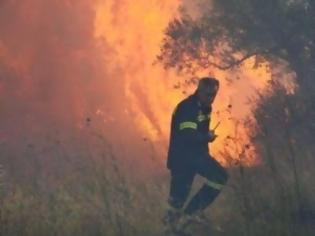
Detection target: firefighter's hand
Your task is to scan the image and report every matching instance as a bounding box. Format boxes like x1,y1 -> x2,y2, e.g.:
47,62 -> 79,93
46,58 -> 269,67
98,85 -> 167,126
208,130 -> 218,142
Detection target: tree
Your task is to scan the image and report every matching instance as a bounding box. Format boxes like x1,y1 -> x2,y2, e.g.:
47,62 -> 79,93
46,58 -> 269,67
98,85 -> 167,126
158,0 -> 315,90
158,1 -> 315,229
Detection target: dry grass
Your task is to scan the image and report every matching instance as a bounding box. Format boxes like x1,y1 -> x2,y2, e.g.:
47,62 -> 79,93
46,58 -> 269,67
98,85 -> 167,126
0,85 -> 314,235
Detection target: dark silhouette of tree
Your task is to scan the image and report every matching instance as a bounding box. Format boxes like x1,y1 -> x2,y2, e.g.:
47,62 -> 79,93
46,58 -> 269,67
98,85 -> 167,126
158,1 -> 315,232
158,0 -> 315,90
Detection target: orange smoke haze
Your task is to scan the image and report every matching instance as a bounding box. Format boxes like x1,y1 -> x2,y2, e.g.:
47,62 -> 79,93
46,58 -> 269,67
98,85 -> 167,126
0,0 -> 271,168
94,0 -> 272,165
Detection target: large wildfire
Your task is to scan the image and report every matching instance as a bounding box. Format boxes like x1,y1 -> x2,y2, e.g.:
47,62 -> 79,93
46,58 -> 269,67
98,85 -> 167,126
0,0 -> 272,169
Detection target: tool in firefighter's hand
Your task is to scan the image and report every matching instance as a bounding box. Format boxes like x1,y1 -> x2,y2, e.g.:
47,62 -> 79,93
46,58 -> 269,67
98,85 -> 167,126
213,121 -> 221,131
208,121 -> 221,142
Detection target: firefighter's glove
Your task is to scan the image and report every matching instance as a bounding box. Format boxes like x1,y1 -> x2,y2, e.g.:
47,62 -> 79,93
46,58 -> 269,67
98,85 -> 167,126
208,130 -> 218,142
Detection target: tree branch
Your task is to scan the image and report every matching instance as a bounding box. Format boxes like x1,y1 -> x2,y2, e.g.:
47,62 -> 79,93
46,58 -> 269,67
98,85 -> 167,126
205,52 -> 258,70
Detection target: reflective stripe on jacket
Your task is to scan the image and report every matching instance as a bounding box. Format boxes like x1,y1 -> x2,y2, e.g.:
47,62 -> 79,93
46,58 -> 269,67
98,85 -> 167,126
167,93 -> 212,170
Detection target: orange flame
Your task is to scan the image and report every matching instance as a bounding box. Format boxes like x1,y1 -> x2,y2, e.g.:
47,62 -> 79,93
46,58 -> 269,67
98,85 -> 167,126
0,0 -> 279,173
0,0 -> 277,167
94,1 -> 272,166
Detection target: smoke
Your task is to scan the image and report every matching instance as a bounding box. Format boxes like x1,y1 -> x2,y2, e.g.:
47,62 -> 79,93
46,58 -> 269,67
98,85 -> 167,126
1,1 -> 93,128
0,0 -> 272,172
0,0 -> 136,144
0,0 -> 183,183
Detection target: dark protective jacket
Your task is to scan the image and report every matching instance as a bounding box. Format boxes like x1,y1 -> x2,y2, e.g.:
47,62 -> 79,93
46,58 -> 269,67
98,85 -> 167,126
167,93 -> 212,171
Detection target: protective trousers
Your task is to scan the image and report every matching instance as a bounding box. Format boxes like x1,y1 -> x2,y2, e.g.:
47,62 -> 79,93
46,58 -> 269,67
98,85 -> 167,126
168,155 -> 228,215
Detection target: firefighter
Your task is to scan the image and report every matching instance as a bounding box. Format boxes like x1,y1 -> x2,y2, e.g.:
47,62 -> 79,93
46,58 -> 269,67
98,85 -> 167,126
164,77 -> 228,231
